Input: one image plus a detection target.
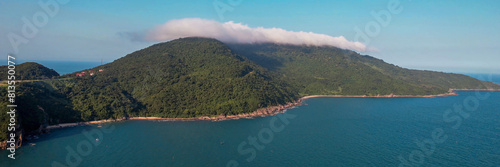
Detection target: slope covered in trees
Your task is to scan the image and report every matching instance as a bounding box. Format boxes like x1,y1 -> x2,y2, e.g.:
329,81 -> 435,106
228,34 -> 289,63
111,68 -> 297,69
0,80 -> 80,142
2,37 -> 500,141
65,37 -> 298,120
228,43 -> 500,96
0,62 -> 59,81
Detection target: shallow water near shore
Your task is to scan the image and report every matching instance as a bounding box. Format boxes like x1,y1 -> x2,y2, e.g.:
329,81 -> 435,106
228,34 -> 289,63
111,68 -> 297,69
1,91 -> 499,166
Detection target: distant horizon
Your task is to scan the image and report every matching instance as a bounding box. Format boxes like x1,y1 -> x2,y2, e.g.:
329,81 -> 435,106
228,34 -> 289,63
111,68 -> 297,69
2,1 -> 500,166
2,59 -> 500,76
1,1 -> 499,74
3,37 -> 500,75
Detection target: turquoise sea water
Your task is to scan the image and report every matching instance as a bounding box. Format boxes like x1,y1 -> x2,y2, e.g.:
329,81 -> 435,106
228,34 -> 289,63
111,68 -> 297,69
465,73 -> 500,85
1,91 -> 499,167
1,61 -> 499,166
32,61 -> 103,75
1,61 -> 103,75
6,60 -> 500,83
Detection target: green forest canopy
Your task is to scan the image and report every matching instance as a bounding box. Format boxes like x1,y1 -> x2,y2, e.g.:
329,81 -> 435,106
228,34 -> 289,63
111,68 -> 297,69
1,37 -> 499,141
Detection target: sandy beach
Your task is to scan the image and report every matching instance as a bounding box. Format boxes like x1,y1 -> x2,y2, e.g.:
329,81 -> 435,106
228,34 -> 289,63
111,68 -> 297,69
45,118 -> 126,130
299,91 -> 457,99
299,89 -> 500,100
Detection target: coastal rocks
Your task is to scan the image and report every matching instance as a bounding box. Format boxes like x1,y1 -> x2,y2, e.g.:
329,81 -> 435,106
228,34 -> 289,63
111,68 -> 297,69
231,100 -> 303,119
44,118 -> 126,131
128,99 -> 304,122
17,133 -> 23,148
45,123 -> 80,130
0,141 -> 6,150
1,131 -> 23,150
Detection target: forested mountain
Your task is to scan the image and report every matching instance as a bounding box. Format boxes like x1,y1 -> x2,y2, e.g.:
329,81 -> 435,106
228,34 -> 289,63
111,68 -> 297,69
65,37 -> 297,120
1,37 -> 500,142
0,62 -> 59,81
228,43 -> 499,96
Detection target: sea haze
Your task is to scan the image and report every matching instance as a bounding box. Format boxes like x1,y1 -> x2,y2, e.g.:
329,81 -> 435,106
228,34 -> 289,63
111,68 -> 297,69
464,73 -> 500,85
6,61 -> 104,75
12,60 -> 500,84
1,91 -> 499,166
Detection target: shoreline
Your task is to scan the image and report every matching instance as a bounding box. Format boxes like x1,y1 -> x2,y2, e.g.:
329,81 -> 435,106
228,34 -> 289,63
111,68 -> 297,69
33,89 -> 500,129
44,119 -> 127,130
300,89 -> 500,100
3,88 -> 500,149
130,100 -> 303,122
42,100 -> 304,130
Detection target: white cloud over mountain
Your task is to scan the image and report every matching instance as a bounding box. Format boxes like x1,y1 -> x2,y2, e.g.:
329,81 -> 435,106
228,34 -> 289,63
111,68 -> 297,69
141,18 -> 367,52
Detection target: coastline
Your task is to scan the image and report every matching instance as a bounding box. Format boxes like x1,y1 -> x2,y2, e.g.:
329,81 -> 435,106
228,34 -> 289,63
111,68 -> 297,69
300,89 -> 500,100
42,88 -> 500,128
3,88 -> 500,150
44,119 -> 127,130
300,90 -> 457,99
132,100 -> 303,121
41,100 -> 304,131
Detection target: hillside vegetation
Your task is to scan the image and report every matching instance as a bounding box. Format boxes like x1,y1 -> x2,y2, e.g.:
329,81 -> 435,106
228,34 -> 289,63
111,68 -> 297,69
66,38 -> 297,120
0,62 -> 59,81
1,37 -> 500,140
228,43 -> 499,96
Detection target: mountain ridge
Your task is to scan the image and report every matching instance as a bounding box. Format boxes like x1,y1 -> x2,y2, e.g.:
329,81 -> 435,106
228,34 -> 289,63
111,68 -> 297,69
227,42 -> 499,95
1,37 -> 500,143
0,62 -> 59,81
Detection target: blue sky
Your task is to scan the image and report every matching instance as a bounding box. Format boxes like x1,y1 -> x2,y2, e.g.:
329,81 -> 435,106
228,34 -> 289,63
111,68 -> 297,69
1,0 -> 499,74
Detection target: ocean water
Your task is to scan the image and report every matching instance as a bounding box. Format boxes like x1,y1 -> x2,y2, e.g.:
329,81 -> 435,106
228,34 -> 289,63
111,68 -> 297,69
6,60 -> 500,84
1,60 -> 499,167
4,61 -> 104,75
34,61 -> 103,75
1,91 -> 499,167
465,73 -> 500,85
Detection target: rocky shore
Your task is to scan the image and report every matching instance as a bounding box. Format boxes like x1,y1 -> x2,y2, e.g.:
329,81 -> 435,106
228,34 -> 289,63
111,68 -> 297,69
35,88 -> 500,128
37,99 -> 304,131
3,89 -> 500,150
44,118 -> 127,130
0,140 -> 6,150
129,100 -> 304,122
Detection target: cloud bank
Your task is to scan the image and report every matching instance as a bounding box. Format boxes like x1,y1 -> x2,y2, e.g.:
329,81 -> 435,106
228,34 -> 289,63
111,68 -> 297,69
143,18 -> 367,52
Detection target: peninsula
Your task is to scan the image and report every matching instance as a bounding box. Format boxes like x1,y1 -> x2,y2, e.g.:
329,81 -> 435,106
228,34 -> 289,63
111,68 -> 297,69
1,37 -> 500,149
